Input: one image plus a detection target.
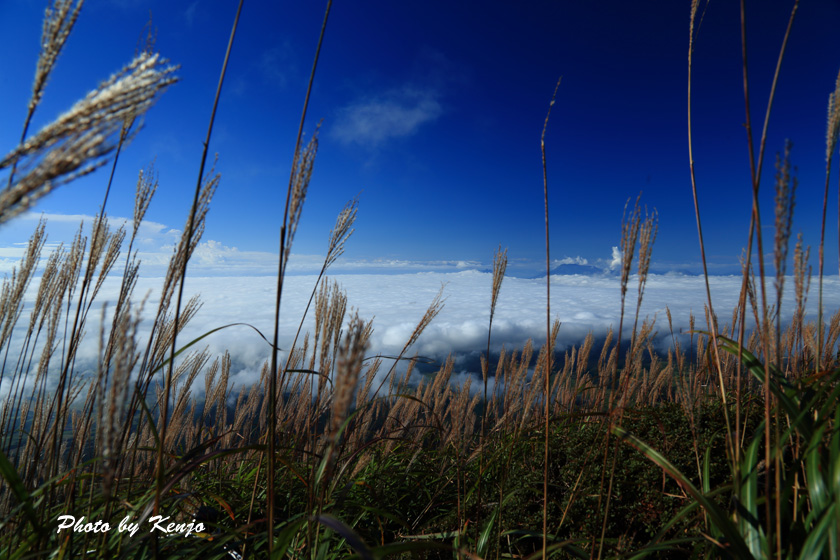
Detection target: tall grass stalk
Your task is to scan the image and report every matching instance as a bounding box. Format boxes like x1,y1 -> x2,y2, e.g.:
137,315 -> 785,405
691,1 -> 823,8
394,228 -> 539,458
818,70 -> 840,373
598,194 -> 653,559
540,76 -> 561,560
267,2 -> 331,555
155,1 -> 243,541
477,245 -> 506,551
738,1 -> 799,553
687,0 -> 732,467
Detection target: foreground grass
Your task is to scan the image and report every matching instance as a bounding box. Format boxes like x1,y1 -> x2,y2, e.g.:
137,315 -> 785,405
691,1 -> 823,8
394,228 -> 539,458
0,397 -> 760,558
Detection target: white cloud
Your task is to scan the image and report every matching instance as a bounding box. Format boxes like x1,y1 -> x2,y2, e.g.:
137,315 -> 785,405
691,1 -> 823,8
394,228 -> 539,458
331,87 -> 442,147
609,246 -> 622,270
333,258 -> 482,274
0,213 -> 491,278
552,256 -> 589,267
2,267 -> 839,399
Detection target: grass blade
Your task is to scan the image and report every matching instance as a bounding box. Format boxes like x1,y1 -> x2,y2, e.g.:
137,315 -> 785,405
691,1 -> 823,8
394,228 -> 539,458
613,425 -> 754,559
313,514 -> 373,560
0,449 -> 41,535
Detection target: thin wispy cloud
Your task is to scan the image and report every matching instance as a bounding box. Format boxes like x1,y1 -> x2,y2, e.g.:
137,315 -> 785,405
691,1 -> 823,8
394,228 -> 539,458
259,42 -> 296,90
0,213 -> 487,277
336,258 -> 481,273
226,41 -> 298,99
331,86 -> 442,147
184,1 -> 199,28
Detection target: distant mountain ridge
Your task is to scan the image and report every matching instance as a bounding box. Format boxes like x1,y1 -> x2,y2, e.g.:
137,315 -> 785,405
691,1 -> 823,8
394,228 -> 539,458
549,262 -> 613,276
522,261 -> 616,278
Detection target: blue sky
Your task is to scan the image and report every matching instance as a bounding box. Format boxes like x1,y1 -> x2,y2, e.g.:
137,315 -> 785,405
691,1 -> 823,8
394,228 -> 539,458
2,1 -> 839,278
2,1 -> 840,391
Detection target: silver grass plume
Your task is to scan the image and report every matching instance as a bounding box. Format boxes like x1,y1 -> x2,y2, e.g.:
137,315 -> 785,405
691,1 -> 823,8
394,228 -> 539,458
826,69 -> 840,164
6,0 -> 85,184
30,0 -> 84,117
324,196 -> 358,270
133,161 -> 158,238
774,141 -> 796,302
322,311 -> 369,483
0,52 -> 178,224
283,127 -> 320,269
620,195 -> 642,301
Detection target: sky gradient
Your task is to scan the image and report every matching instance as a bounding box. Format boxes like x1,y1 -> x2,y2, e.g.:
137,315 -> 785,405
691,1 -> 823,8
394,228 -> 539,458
2,1 -> 839,275
1,1 -> 840,382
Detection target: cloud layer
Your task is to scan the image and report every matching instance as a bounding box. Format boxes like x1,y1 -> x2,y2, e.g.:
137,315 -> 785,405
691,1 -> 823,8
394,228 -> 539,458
4,267 -> 838,397
0,213 -> 490,277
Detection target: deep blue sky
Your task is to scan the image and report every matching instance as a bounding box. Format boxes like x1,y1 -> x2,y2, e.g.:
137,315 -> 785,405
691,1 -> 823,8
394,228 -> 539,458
1,0 -> 839,277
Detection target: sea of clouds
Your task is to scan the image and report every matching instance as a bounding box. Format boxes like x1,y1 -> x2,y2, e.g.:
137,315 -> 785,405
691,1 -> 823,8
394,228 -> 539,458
3,269 -> 838,399
2,212 -> 839,398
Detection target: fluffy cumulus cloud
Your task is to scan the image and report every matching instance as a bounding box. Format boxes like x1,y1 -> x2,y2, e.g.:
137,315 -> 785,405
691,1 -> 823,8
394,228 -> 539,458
331,86 -> 442,147
609,246 -> 622,270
